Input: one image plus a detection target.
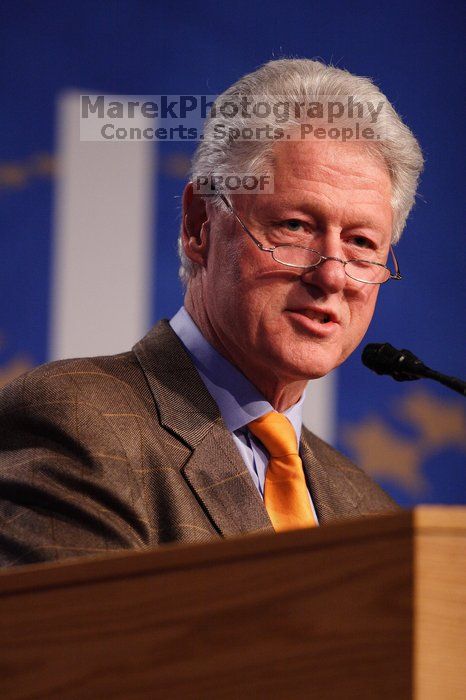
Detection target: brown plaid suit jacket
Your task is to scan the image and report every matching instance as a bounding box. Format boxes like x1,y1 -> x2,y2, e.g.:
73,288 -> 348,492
0,321 -> 398,567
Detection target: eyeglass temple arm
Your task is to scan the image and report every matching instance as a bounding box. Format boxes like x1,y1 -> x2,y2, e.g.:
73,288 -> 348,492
199,190 -> 250,235
390,245 -> 402,280
217,192 -> 270,250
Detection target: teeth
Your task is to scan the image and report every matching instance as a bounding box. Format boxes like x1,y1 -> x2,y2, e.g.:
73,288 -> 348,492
301,310 -> 331,324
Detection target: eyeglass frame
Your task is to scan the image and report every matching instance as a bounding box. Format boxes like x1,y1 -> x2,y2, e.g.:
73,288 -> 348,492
216,192 -> 402,285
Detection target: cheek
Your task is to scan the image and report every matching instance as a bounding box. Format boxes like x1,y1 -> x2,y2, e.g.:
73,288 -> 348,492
349,286 -> 379,334
205,239 -> 242,297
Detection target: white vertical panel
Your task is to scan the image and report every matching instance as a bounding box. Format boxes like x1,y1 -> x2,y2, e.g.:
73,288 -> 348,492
50,92 -> 155,359
302,372 -> 336,444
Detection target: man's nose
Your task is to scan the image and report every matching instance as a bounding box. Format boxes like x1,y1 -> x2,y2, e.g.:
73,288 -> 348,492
300,254 -> 348,293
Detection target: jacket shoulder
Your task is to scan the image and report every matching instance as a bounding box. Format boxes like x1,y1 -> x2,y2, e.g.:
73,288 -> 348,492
0,351 -> 152,417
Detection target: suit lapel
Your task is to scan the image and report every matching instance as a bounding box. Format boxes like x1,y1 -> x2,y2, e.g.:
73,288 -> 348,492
182,423 -> 273,537
300,428 -> 361,524
133,321 -> 273,538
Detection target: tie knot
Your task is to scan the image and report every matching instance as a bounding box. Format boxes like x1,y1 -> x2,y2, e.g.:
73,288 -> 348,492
248,411 -> 298,457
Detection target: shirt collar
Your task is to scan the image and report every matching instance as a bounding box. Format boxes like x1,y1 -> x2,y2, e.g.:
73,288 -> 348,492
169,307 -> 305,439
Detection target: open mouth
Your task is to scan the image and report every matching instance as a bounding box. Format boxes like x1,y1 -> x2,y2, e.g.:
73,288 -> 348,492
300,309 -> 332,325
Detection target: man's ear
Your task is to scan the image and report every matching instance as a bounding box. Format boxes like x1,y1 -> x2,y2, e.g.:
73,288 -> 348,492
181,182 -> 210,267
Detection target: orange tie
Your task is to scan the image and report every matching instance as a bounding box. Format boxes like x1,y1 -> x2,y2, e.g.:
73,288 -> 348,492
248,411 -> 316,532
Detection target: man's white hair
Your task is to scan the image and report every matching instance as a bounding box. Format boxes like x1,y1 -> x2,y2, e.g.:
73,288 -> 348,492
179,58 -> 424,284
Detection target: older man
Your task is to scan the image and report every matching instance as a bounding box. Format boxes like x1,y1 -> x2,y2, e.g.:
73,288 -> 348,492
0,59 -> 423,567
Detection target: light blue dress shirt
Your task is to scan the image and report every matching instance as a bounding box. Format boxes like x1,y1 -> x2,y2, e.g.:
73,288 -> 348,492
170,307 -> 318,523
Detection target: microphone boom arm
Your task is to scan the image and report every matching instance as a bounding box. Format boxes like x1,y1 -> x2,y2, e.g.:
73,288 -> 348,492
361,343 -> 466,397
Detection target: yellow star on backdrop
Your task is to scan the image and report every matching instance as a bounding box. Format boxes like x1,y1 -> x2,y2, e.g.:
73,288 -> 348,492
343,416 -> 427,494
400,390 -> 466,450
343,388 -> 466,496
0,356 -> 33,390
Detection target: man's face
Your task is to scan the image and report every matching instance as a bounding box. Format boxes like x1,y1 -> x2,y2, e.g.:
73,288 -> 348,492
194,139 -> 393,387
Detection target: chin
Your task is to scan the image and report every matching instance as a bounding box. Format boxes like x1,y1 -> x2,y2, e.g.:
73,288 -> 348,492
266,345 -> 340,383
301,363 -> 336,381
301,338 -> 344,375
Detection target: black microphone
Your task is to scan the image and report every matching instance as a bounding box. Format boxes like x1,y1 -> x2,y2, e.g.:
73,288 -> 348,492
362,343 -> 466,396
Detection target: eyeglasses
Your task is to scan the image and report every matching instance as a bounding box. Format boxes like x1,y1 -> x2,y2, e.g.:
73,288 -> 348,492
218,193 -> 402,285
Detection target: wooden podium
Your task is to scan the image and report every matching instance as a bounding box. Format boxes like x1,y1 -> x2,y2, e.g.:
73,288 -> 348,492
0,507 -> 464,699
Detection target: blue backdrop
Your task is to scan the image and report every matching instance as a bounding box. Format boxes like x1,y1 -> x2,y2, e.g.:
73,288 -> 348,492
1,0 -> 465,507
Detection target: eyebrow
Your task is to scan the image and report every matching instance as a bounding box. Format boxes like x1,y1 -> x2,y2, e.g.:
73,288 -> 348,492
264,198 -> 387,233
215,184 -> 386,231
